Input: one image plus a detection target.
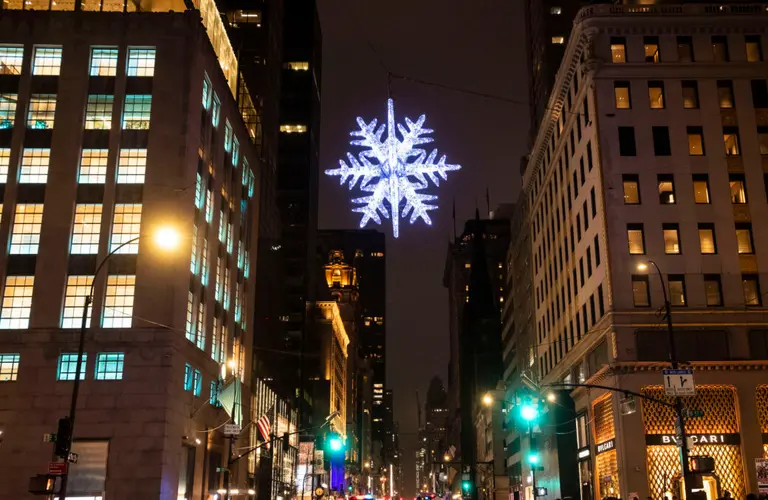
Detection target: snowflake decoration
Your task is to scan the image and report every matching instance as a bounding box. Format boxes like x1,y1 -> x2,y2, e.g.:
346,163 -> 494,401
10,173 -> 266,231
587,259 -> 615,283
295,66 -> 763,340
326,98 -> 461,238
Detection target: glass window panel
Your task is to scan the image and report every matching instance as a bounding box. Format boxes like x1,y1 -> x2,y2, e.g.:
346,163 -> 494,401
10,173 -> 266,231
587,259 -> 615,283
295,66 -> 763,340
632,278 -> 649,307
644,40 -> 660,62
0,148 -> 9,183
32,47 -> 62,76
669,278 -> 686,306
746,37 -> 763,62
193,368 -> 202,396
89,47 -> 118,76
682,82 -> 699,109
10,204 -> 44,254
117,149 -> 146,184
95,352 -> 124,380
724,131 -> 740,156
699,228 -> 716,254
663,228 -> 680,254
614,85 -> 630,109
212,93 -> 220,127
19,148 -> 49,183
658,178 -> 675,204
627,228 -> 645,254
712,37 -> 729,62
202,75 -> 211,110
688,130 -> 704,155
110,204 -> 142,253
71,204 -> 102,254
232,138 -> 239,167
78,149 -> 108,184
224,120 -> 233,152
85,95 -> 113,130
126,48 -> 155,77
0,94 -> 18,129
102,275 -> 135,328
729,177 -> 747,203
743,276 -> 761,306
693,178 -> 710,204
718,84 -> 734,108
704,276 -> 722,306
184,363 -> 194,391
759,130 -> 768,155
611,43 -> 626,63
736,227 -> 754,254
0,276 -> 34,329
0,46 -> 24,75
0,354 -> 20,381
122,95 -> 151,129
61,275 -> 94,328
27,94 -> 56,129
678,37 -> 694,62
57,353 -> 86,381
648,85 -> 665,109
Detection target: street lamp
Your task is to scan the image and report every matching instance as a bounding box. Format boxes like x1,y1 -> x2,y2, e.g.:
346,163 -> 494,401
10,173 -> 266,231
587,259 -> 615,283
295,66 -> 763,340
482,393 -> 494,406
546,392 -> 556,403
443,453 -> 451,462
58,226 -> 181,500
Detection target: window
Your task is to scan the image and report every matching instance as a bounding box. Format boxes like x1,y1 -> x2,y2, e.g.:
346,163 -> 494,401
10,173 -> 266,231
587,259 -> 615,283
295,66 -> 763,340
0,46 -> 24,75
117,149 -> 147,184
687,127 -> 705,155
611,37 -> 626,63
677,36 -> 694,62
704,275 -> 722,306
102,275 -> 135,328
759,127 -> 768,155
668,275 -> 687,307
752,80 -> 768,108
71,204 -> 102,254
78,149 -> 108,183
32,46 -> 62,76
89,47 -> 118,76
644,36 -> 660,62
232,138 -> 239,167
110,204 -> 142,253
184,364 -> 202,396
19,148 -> 50,183
193,368 -> 202,396
0,148 -> 8,183
648,81 -> 665,109
736,223 -> 754,254
27,94 -> 56,129
658,175 -> 675,204
632,275 -> 650,307
717,81 -> 734,109
743,275 -> 761,306
729,174 -> 747,203
682,81 -> 699,109
712,36 -> 729,62
10,204 -> 44,254
122,95 -> 151,129
224,120 -> 233,152
723,127 -> 740,156
212,92 -> 220,127
280,124 -> 307,133
84,95 -> 113,129
746,35 -> 763,62
618,127 -> 636,156
653,127 -> 671,156
614,81 -> 631,109
202,75 -> 211,110
0,277 -> 34,329
126,48 -> 155,77
0,354 -> 20,381
95,353 -> 124,380
0,93 -> 16,129
550,6 -> 562,14
61,276 -> 94,328
663,223 -> 681,254
284,61 -> 310,70
692,175 -> 710,204
57,354 -> 87,381
552,37 -> 565,45
627,224 -> 645,254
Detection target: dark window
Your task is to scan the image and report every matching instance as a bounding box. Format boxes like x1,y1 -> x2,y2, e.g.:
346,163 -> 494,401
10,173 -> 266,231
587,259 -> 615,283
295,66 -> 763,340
586,247 -> 593,277
682,81 -> 699,109
712,35 -> 729,62
618,127 -> 636,156
717,80 -> 735,109
746,35 -> 763,62
594,235 -> 601,267
590,187 -> 596,218
751,80 -> 768,108
598,284 -> 605,317
653,126 -> 671,156
636,329 -> 730,361
589,295 -> 597,325
587,142 -> 593,171
677,36 -> 694,62
748,330 -> 768,359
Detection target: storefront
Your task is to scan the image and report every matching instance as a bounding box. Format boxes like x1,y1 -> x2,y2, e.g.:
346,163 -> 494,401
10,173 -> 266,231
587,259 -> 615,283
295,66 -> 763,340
641,385 -> 747,500
576,413 -> 594,500
757,385 -> 768,458
593,394 -> 620,499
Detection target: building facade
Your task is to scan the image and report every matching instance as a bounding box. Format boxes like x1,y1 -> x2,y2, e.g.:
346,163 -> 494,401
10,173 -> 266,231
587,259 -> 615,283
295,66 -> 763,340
0,4 -> 262,499
512,4 -> 768,500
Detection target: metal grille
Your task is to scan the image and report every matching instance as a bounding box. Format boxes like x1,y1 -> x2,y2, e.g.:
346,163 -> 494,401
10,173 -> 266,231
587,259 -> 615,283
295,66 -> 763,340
758,386 -> 768,458
641,385 -> 746,500
594,394 -> 616,442
593,394 -> 619,498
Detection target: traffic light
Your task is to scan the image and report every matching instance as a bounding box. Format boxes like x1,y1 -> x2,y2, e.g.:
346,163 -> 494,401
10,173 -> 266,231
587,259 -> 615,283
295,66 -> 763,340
519,402 -> 539,422
54,417 -> 72,459
527,452 -> 540,465
325,432 -> 346,458
461,480 -> 472,492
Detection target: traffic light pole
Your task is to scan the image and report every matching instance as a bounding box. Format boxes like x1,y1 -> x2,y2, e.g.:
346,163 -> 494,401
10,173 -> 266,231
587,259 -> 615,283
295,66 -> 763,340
529,424 -> 536,499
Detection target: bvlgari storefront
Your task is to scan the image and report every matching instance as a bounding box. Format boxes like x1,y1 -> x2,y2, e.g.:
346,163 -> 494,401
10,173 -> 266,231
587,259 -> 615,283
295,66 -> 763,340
642,386 -> 747,500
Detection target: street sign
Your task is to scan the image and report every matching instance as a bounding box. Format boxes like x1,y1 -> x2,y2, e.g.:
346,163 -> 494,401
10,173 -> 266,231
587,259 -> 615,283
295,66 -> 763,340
223,424 -> 241,436
663,369 -> 696,396
48,462 -> 67,475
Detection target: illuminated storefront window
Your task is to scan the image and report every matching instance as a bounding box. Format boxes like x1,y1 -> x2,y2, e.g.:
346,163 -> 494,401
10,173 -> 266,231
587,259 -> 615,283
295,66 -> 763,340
593,394 -> 619,499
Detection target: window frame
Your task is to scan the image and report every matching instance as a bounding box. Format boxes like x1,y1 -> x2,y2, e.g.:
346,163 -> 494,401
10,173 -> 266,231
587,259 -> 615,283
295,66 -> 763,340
698,223 -> 717,254
89,47 -> 119,77
743,274 -> 762,306
692,174 -> 710,204
657,174 -> 676,204
614,81 -> 631,109
95,352 -> 125,380
668,274 -> 687,307
627,223 -> 646,255
662,223 -> 681,255
704,274 -> 723,307
687,126 -> 705,156
32,46 -> 63,76
126,47 -> 156,77
682,81 -> 699,109
632,275 -> 650,307
648,80 -> 665,109
0,276 -> 34,329
57,353 -> 87,381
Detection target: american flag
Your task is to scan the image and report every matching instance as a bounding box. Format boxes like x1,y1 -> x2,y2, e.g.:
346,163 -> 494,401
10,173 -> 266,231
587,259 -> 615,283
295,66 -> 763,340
256,413 -> 271,449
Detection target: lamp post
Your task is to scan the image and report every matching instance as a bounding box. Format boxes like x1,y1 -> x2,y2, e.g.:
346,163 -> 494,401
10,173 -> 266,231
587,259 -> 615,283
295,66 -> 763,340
58,227 -> 180,500
637,260 -> 692,500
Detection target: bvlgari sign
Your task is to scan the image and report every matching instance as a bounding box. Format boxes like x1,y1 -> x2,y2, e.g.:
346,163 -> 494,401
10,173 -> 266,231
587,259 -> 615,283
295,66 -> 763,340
645,433 -> 740,446
596,439 -> 615,455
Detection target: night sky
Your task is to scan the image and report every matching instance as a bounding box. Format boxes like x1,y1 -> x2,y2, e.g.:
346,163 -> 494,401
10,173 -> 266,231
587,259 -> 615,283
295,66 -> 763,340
317,0 -> 529,494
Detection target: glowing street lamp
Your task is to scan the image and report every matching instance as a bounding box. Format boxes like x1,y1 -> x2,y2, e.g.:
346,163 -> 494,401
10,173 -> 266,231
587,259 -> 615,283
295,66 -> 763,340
482,393 -> 494,406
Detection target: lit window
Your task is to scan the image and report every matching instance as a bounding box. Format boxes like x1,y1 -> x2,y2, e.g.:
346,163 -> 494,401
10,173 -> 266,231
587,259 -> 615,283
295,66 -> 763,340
84,95 -> 113,129
224,120 -> 233,152
284,61 -> 309,70
78,149 -> 108,183
185,291 -> 195,342
205,188 -> 213,223
126,48 -> 155,77
230,9 -> 262,25
704,275 -> 722,306
215,257 -> 223,301
57,354 -> 87,381
627,224 -> 645,255
280,124 -> 307,133
644,37 -> 660,62
0,276 -> 34,329
122,95 -> 152,129
657,175 -> 675,204
746,35 -> 763,62
0,354 -> 20,381
692,175 -> 710,204
687,127 -> 705,155
614,82 -> 630,109
110,204 -> 142,253
552,37 -> 565,45
117,149 -> 147,184
102,275 -> 135,328
0,46 -> 24,75
195,300 -> 205,350
0,148 -> 9,183
632,276 -> 649,307
663,224 -> 681,254
61,276 -> 94,328
743,275 -> 761,306
212,92 -> 220,127
194,173 -> 204,210
89,47 -> 118,76
184,363 -> 193,391
71,204 -> 102,254
201,239 -> 209,286
32,47 -> 62,76
729,174 -> 747,204
717,81 -> 734,109
611,38 -> 626,63
723,127 -> 741,156
550,6 -> 562,14
0,94 -> 18,129
682,81 -> 699,109
202,75 -> 211,110
232,137 -> 239,167
736,223 -> 754,254
668,276 -> 686,307
27,94 -> 56,129
648,82 -> 665,109
10,204 -> 44,254
184,364 -> 202,396
19,148 -> 50,183
95,352 -> 124,380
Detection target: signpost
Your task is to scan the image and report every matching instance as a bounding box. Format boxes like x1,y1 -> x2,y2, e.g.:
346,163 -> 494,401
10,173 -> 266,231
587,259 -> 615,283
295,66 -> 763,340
223,424 -> 241,436
663,369 -> 696,396
48,462 -> 67,476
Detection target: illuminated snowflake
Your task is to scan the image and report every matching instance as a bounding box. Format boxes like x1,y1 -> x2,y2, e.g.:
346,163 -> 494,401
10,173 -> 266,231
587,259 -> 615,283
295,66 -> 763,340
325,98 -> 461,238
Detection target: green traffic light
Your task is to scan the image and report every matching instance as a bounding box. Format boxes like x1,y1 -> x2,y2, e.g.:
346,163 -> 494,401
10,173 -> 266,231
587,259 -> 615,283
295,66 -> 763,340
462,481 -> 471,492
519,404 -> 538,422
528,452 -> 540,465
329,437 -> 343,452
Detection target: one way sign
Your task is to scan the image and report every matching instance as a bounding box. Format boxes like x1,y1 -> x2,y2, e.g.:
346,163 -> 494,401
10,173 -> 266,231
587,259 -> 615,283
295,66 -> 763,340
663,369 -> 696,397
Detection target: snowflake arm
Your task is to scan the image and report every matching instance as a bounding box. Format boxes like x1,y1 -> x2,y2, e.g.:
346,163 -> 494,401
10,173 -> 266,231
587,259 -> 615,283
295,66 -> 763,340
324,153 -> 380,189
352,180 -> 390,228
399,175 -> 437,226
406,149 -> 461,186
